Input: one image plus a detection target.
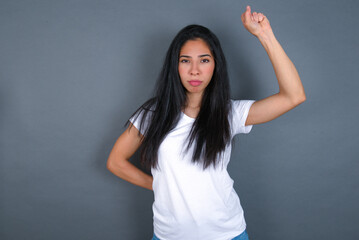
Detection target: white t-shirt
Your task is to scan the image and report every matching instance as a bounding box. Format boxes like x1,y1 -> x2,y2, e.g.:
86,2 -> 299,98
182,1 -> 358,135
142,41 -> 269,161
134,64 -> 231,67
129,99 -> 255,240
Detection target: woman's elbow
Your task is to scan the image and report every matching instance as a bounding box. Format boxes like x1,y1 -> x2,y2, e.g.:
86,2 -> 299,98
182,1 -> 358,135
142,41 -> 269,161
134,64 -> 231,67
293,93 -> 306,106
106,156 -> 126,172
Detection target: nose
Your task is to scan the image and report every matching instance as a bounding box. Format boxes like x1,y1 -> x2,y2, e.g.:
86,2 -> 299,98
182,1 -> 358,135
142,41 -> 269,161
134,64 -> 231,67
190,62 -> 200,76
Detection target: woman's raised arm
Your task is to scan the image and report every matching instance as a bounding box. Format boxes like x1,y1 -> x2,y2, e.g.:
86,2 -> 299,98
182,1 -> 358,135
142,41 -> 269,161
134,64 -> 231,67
241,5 -> 306,126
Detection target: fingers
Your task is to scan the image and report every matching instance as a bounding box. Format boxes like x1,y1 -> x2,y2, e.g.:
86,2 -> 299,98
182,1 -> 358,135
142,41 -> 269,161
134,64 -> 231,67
253,12 -> 258,22
244,5 -> 266,23
245,5 -> 251,22
258,13 -> 265,22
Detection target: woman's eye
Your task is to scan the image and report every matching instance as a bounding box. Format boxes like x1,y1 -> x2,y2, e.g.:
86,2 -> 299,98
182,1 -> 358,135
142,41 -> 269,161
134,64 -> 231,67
180,59 -> 210,63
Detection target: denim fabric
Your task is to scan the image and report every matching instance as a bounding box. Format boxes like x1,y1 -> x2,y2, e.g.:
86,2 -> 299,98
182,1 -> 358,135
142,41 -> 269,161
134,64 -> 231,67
151,233 -> 161,240
151,229 -> 249,240
231,230 -> 250,240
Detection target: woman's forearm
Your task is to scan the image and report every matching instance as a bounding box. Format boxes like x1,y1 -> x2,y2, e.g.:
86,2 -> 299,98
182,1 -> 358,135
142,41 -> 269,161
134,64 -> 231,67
258,30 -> 306,102
107,158 -> 153,191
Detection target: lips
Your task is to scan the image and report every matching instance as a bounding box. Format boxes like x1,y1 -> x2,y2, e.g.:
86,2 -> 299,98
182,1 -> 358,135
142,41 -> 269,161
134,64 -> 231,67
188,80 -> 202,86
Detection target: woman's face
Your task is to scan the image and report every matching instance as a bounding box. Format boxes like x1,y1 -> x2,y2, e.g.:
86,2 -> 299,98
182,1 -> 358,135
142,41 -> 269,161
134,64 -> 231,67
178,38 -> 215,96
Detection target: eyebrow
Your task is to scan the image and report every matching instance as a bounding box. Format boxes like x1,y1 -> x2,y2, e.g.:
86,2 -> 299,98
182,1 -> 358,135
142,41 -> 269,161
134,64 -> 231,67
179,54 -> 212,58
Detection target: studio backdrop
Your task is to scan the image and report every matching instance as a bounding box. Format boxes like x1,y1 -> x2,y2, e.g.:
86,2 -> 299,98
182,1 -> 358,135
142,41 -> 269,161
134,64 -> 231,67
1,0 -> 358,239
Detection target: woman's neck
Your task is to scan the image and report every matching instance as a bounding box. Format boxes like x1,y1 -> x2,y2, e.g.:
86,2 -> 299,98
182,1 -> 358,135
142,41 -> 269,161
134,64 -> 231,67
185,92 -> 203,108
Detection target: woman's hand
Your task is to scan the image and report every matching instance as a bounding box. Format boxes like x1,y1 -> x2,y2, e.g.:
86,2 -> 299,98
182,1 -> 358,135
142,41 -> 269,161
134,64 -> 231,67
241,5 -> 273,38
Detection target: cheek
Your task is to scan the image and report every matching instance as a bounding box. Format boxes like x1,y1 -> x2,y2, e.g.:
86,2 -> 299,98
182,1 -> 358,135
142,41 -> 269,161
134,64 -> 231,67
178,65 -> 186,76
204,64 -> 215,76
178,67 -> 186,83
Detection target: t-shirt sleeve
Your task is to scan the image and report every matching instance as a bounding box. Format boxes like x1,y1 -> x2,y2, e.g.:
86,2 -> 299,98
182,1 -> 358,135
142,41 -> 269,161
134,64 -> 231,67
129,109 -> 152,136
231,99 -> 256,135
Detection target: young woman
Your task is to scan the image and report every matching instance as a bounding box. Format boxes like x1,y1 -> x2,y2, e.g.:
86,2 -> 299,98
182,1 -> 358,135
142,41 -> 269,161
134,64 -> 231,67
107,5 -> 306,240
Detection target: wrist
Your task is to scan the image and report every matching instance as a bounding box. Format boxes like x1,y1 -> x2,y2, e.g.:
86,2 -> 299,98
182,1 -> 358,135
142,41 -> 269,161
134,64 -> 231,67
257,30 -> 277,51
257,29 -> 275,42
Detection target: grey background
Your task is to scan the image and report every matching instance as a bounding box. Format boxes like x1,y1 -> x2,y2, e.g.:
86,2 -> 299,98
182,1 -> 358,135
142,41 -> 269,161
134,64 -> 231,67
1,0 -> 358,239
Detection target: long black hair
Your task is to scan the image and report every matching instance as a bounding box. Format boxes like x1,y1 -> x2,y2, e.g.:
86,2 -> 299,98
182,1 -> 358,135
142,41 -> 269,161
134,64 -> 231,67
125,24 -> 232,171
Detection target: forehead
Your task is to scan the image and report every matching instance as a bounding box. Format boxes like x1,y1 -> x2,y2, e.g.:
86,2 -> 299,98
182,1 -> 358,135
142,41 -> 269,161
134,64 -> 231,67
180,38 -> 212,54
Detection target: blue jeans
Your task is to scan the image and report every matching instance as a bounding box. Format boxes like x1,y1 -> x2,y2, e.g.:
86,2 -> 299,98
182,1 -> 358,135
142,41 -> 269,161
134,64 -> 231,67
151,229 -> 249,240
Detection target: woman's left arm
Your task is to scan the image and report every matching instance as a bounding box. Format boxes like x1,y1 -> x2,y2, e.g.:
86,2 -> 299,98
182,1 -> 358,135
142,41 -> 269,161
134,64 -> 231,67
241,6 -> 306,126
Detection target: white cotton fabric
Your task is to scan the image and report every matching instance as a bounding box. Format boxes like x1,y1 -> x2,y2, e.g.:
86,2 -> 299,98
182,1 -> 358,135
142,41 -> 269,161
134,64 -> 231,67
129,99 -> 255,240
